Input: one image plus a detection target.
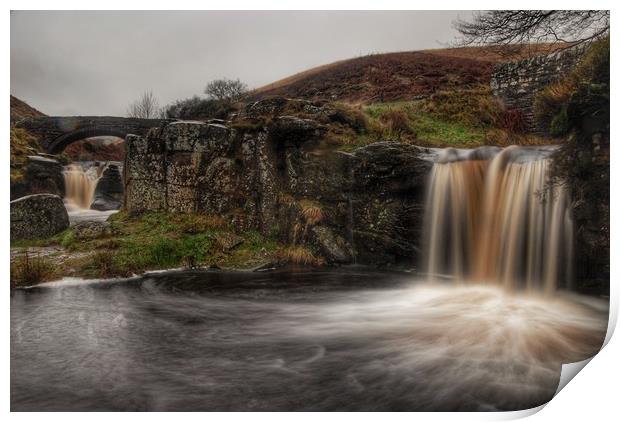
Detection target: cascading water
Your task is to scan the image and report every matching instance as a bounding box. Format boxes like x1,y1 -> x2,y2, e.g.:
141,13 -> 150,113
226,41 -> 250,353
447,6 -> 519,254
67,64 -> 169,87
62,163 -> 101,209
424,145 -> 574,292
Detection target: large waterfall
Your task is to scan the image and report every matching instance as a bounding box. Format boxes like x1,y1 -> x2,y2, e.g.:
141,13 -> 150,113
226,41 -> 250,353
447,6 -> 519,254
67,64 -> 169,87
62,163 -> 101,209
424,146 -> 574,292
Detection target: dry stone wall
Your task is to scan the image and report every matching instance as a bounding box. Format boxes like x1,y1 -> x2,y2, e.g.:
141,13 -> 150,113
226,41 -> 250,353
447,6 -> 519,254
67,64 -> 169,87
491,44 -> 588,133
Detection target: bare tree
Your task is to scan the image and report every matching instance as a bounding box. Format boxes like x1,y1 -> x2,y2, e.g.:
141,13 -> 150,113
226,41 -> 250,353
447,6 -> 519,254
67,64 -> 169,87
454,10 -> 609,51
204,78 -> 248,102
127,90 -> 161,119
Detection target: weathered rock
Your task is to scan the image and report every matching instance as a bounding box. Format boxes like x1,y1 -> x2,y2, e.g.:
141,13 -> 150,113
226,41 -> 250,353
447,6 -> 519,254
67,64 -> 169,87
214,232 -> 244,251
91,164 -> 123,211
244,97 -> 290,118
350,142 -> 431,194
123,99 -> 434,267
72,221 -> 112,240
269,116 -> 326,144
310,226 -> 354,264
10,155 -> 65,200
11,194 -> 69,240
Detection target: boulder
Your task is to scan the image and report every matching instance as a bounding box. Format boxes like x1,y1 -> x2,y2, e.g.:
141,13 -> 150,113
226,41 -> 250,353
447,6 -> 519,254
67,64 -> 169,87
310,226 -> 355,264
72,221 -> 112,240
11,194 -> 69,240
214,232 -> 244,251
244,97 -> 290,118
91,164 -> 124,211
10,155 -> 65,200
269,116 -> 326,145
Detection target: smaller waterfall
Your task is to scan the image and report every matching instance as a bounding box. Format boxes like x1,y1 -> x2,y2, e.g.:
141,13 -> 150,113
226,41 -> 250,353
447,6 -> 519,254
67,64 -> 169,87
62,163 -> 101,209
424,146 -> 574,292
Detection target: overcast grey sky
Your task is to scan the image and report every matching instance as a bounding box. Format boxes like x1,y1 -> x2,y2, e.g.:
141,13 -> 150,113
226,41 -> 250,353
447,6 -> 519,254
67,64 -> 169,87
11,10 -> 470,116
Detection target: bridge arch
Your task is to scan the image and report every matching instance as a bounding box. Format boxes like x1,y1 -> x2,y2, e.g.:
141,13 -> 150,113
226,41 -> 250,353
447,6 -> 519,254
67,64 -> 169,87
15,116 -> 169,154
47,128 -> 129,154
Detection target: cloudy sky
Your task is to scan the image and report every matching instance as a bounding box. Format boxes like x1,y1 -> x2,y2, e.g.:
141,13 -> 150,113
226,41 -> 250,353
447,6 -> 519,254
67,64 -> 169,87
11,10 -> 470,116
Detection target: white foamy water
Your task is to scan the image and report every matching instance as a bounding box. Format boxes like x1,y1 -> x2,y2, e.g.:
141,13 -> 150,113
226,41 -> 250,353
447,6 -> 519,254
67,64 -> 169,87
64,201 -> 117,224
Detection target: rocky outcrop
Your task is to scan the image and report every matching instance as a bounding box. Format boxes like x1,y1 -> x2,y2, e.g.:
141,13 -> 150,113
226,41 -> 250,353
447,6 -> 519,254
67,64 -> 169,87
10,155 -> 65,200
91,164 -> 124,211
124,103 -> 433,267
11,194 -> 69,240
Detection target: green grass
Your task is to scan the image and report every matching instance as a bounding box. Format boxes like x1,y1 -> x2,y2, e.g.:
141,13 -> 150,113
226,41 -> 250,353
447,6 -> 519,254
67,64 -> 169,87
409,113 -> 485,146
364,101 -> 486,147
11,211 -> 285,280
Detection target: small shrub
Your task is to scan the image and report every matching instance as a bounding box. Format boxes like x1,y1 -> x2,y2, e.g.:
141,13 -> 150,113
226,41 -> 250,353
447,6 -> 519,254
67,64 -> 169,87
534,81 -> 575,133
328,103 -> 370,133
148,237 -> 181,268
60,230 -> 76,249
497,109 -> 527,133
163,96 -> 236,120
534,37 -> 609,135
380,109 -> 413,139
11,252 -> 55,287
204,78 -> 248,102
422,86 -> 502,128
183,254 -> 198,269
549,108 -> 570,137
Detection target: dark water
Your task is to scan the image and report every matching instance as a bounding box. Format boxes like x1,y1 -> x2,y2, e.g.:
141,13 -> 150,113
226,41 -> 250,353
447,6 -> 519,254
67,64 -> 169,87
11,268 -> 608,411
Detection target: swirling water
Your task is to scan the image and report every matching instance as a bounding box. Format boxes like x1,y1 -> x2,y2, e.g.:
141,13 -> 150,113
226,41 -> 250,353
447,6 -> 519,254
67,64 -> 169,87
11,269 -> 607,411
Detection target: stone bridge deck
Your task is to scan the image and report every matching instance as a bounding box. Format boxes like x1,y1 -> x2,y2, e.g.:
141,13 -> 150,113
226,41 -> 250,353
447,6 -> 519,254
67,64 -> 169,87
15,116 -> 169,153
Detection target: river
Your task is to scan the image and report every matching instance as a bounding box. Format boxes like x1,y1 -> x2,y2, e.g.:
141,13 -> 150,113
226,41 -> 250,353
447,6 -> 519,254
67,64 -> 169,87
10,268 -> 608,411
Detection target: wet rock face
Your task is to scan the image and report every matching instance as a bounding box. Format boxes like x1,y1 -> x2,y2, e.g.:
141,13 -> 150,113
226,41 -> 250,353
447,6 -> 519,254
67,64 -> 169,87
91,164 -> 124,211
10,155 -> 65,200
11,194 -> 69,240
124,110 -> 432,267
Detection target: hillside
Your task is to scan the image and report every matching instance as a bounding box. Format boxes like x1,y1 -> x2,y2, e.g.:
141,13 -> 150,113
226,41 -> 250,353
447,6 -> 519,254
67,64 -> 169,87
10,95 -> 46,122
63,138 -> 125,161
251,44 -> 568,104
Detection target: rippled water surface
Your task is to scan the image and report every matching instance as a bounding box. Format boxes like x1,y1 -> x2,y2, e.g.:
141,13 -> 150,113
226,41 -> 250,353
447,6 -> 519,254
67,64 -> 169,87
11,269 -> 608,411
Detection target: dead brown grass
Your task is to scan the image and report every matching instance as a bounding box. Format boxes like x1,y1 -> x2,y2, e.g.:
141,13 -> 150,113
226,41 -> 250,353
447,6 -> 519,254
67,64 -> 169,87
250,44 -> 574,105
277,246 -> 325,267
299,200 -> 325,226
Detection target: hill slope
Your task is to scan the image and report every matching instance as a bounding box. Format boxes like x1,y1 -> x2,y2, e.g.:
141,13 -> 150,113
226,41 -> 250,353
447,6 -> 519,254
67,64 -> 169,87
10,95 -> 46,122
251,44 -> 567,104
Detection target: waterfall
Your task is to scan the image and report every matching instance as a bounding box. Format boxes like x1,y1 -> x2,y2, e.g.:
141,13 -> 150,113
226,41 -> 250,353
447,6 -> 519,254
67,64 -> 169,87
62,163 -> 101,209
424,146 -> 574,292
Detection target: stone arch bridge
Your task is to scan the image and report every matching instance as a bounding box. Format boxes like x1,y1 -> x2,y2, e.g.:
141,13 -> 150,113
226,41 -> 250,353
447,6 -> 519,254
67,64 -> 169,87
15,116 -> 169,154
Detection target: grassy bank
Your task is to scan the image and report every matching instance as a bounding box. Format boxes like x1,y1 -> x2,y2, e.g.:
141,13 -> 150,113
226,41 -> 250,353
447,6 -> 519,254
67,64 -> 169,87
10,211 -> 324,287
318,86 -> 550,151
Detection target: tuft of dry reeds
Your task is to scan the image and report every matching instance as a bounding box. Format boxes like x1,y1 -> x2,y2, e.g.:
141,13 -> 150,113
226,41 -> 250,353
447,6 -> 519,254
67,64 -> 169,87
11,252 -> 55,287
277,246 -> 325,267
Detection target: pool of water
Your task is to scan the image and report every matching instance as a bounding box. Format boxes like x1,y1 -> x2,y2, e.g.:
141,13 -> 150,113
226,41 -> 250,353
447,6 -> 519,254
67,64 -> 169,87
64,201 -> 118,224
10,268 -> 608,411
